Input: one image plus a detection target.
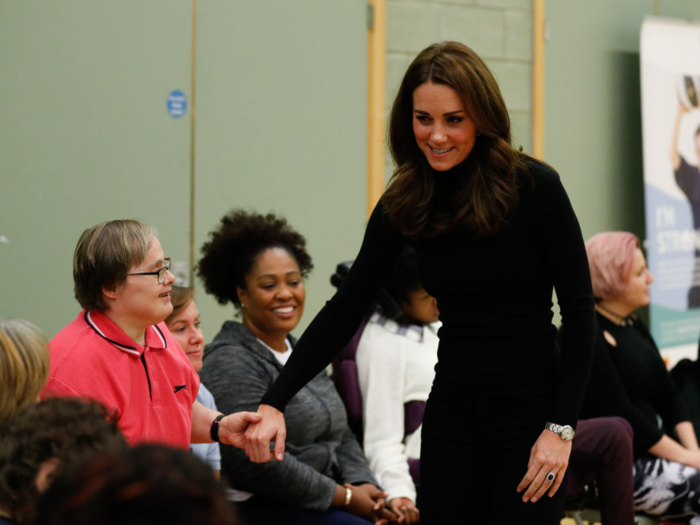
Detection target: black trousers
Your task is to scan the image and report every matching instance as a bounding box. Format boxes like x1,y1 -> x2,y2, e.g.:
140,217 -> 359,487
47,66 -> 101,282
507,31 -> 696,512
418,385 -> 567,524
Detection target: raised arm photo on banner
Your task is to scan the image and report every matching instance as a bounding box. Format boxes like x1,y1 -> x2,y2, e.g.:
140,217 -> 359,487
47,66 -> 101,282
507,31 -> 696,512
641,17 -> 700,365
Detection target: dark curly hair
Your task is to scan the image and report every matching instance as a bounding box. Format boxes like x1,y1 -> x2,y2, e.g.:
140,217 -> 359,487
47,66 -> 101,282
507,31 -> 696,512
34,444 -> 240,525
0,397 -> 126,523
197,210 -> 313,306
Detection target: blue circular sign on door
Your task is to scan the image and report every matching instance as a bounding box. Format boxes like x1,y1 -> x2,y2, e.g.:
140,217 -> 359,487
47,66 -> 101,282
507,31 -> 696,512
167,90 -> 187,118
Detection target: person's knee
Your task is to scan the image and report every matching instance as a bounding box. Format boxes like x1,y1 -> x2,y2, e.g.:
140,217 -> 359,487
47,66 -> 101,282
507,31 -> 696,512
594,417 -> 634,456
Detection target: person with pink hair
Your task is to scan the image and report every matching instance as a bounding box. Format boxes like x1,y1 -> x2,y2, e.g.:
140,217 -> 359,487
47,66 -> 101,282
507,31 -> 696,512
575,231 -> 700,522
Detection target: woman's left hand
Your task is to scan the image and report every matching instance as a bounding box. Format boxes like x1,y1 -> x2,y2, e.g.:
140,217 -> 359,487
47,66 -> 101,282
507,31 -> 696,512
345,483 -> 397,524
516,429 -> 572,503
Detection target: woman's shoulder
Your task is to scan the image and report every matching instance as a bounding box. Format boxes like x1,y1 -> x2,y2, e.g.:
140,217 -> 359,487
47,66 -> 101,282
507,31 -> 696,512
371,198 -> 404,236
522,157 -> 561,187
627,315 -> 662,353
207,321 -> 254,350
204,322 -> 268,363
518,157 -> 572,213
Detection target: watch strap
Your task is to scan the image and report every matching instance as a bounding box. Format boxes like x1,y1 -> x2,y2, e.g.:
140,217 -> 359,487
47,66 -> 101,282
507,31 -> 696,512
544,422 -> 562,434
544,421 -> 575,441
210,414 -> 225,443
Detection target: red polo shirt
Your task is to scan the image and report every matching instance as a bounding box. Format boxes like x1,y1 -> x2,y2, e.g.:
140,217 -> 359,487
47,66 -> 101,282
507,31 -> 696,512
42,311 -> 199,449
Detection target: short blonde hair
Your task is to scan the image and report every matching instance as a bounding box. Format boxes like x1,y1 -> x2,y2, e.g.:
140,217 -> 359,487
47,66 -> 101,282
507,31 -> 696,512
73,220 -> 157,311
166,286 -> 195,326
585,232 -> 640,301
0,319 -> 50,430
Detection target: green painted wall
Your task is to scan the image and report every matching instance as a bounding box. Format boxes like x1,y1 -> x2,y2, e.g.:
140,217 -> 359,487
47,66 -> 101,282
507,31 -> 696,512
545,0 -> 700,242
193,0 -> 368,339
544,1 -> 700,324
9,1 -> 700,342
0,1 -> 191,336
0,1 -> 368,342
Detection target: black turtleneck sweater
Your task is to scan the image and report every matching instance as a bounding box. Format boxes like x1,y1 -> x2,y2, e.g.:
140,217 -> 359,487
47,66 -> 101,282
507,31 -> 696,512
262,159 -> 595,428
574,312 -> 689,456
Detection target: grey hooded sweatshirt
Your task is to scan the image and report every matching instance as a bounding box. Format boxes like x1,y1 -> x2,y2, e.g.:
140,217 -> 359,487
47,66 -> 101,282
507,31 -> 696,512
200,321 -> 378,512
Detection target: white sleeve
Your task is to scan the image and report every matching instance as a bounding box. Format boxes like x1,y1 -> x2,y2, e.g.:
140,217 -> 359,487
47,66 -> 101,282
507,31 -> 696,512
356,324 -> 416,502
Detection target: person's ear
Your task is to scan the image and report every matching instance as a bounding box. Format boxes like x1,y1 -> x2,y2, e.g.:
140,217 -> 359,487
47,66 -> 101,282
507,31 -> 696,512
237,286 -> 248,309
102,281 -> 120,301
35,457 -> 62,493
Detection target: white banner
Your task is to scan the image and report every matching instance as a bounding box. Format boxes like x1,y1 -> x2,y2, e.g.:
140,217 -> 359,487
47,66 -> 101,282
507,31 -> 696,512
641,17 -> 700,365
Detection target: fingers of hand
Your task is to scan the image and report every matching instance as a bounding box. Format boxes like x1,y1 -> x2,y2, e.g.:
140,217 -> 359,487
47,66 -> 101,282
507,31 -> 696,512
367,486 -> 385,499
378,508 -> 396,521
389,499 -> 418,524
244,426 -> 276,463
244,411 -> 262,423
522,457 -> 567,502
401,506 -> 419,524
274,430 -> 286,461
373,496 -> 387,510
529,469 -> 556,503
516,463 -> 538,493
520,466 -> 546,502
548,468 -> 566,498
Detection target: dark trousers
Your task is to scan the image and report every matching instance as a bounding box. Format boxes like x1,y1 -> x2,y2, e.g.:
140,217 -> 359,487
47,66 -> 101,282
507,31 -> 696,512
418,389 -> 567,524
569,417 -> 635,525
237,496 -> 374,525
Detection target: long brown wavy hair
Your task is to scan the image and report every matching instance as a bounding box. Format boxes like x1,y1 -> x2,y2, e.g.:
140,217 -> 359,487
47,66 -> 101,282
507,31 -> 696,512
383,41 -> 531,239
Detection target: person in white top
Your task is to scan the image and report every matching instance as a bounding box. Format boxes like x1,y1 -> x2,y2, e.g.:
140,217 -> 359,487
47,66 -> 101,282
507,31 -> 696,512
355,247 -> 439,525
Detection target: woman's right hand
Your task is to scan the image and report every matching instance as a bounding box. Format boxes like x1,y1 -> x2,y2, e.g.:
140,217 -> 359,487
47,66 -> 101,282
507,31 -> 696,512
388,497 -> 420,524
244,404 -> 286,462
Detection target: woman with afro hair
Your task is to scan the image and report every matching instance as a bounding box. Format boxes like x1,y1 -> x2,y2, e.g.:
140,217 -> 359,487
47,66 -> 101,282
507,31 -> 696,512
197,210 -> 394,525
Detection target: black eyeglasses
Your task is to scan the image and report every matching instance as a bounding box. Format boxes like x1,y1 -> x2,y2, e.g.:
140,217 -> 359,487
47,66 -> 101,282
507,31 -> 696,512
127,258 -> 172,284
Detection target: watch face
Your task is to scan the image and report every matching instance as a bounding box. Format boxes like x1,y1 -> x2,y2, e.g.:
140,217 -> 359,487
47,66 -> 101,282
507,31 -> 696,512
561,426 -> 574,441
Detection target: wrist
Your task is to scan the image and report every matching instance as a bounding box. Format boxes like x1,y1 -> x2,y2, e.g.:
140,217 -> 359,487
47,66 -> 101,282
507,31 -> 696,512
683,448 -> 700,468
333,485 -> 347,507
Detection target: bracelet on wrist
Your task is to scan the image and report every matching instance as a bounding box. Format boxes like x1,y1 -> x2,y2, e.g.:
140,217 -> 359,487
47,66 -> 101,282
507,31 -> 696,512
344,487 -> 353,506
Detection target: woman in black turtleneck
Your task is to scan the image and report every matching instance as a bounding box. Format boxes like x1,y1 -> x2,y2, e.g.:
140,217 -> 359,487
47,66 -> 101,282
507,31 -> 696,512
246,41 -> 595,524
578,231 -> 700,522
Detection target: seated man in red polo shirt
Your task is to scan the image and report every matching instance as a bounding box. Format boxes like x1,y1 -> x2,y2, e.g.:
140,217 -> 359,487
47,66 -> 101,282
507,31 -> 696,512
42,219 -> 260,450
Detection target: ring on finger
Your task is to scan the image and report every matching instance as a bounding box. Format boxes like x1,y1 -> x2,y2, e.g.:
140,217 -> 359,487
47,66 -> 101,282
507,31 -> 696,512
546,472 -> 555,483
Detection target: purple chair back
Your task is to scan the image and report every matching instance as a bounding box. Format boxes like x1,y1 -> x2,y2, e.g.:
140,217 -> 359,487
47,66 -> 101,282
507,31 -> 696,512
404,400 -> 426,436
332,315 -> 423,486
332,315 -> 371,443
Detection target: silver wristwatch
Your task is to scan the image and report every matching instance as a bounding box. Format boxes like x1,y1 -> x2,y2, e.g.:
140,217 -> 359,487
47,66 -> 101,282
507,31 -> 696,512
544,422 -> 575,441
